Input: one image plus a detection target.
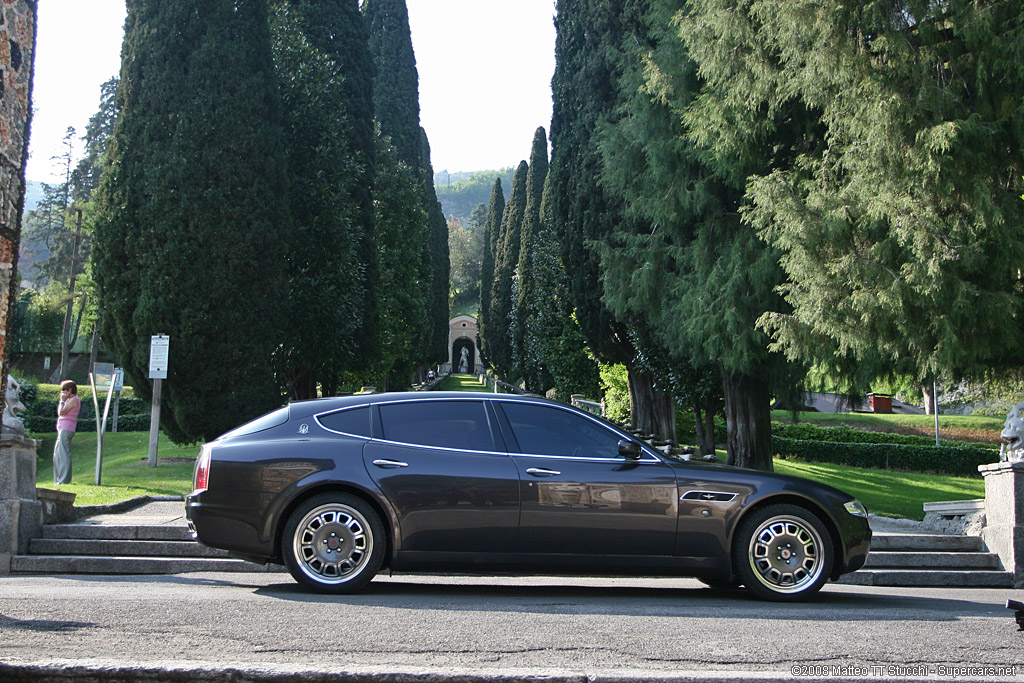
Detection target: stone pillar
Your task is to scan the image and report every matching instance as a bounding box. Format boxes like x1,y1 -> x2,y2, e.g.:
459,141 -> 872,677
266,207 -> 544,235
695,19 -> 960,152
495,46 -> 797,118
0,434 -> 41,574
979,461 -> 1024,588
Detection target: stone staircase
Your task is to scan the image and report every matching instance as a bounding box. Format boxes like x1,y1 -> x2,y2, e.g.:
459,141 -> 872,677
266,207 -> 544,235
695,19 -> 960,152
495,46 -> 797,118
10,521 -> 280,575
9,523 -> 1014,587
838,533 -> 1014,587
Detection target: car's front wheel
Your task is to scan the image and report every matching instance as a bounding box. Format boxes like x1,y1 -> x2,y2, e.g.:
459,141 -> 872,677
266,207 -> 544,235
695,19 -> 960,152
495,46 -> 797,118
734,504 -> 833,602
282,493 -> 385,594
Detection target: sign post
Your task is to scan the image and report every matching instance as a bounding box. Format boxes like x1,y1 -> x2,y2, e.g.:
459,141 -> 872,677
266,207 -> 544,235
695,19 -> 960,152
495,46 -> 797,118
91,363 -> 116,486
148,335 -> 169,467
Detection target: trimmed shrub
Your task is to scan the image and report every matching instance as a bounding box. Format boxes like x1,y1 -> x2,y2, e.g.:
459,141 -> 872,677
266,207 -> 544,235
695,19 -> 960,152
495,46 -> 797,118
772,421 -> 999,450
773,437 -> 999,477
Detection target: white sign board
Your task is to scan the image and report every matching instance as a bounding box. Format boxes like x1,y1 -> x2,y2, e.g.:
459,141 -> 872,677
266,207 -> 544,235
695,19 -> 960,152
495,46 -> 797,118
149,335 -> 169,379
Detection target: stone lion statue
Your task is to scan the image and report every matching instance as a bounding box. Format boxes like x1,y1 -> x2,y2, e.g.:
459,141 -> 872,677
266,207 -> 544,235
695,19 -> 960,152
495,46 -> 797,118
2,376 -> 26,436
999,400 -> 1024,463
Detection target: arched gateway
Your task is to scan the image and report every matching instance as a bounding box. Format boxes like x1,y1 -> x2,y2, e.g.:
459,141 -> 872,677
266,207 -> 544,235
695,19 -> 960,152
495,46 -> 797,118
443,315 -> 480,375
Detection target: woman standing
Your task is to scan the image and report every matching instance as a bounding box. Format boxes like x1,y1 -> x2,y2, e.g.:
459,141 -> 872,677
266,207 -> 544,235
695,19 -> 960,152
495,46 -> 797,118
54,380 -> 81,484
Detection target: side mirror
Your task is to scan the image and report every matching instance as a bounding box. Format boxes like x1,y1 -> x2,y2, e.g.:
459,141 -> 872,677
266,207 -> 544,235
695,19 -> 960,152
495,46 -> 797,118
618,439 -> 640,460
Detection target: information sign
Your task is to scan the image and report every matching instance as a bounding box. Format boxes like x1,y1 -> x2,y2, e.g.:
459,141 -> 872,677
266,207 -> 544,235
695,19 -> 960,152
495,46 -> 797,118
149,335 -> 169,379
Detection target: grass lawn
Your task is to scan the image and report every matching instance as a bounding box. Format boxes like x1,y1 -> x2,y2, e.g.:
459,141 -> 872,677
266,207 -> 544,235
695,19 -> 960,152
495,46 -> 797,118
33,431 -> 199,506
436,374 -> 489,391
773,457 -> 984,520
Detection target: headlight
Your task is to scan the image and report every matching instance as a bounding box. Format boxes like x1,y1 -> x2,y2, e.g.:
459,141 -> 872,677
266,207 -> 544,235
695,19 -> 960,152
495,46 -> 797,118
844,500 -> 868,518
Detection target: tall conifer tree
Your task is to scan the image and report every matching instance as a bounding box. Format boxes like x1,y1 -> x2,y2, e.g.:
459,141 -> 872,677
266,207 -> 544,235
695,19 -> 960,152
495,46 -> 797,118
549,0 -> 676,439
95,0 -> 288,443
514,127 -> 552,393
487,160 -> 528,381
287,0 -> 379,384
478,178 -> 504,367
364,0 -> 448,371
270,3 -> 364,400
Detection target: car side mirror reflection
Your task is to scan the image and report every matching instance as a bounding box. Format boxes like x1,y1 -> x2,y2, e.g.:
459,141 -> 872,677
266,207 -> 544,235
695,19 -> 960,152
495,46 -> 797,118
618,439 -> 641,459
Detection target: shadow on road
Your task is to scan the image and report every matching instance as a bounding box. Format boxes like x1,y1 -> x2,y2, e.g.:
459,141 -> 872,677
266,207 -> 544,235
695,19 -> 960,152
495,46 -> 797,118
247,577 -> 1006,622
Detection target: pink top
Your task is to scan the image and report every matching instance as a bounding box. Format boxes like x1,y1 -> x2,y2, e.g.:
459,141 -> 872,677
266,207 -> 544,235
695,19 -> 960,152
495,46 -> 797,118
57,396 -> 81,432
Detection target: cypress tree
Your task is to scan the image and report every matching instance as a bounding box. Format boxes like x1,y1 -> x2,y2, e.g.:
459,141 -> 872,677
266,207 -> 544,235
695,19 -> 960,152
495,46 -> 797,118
94,0 -> 288,443
478,178 -> 504,367
487,160 -> 528,381
549,0 -> 676,439
514,127 -> 552,393
287,0 -> 378,386
364,0 -> 449,371
270,3 -> 364,400
373,126 -> 429,388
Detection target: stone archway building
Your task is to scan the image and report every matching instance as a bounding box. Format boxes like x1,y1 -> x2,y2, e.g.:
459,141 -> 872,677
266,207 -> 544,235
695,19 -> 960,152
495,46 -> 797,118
443,315 -> 480,375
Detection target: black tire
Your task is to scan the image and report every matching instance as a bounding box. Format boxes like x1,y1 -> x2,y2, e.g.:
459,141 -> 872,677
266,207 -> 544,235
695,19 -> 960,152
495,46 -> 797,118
282,493 -> 385,594
733,504 -> 833,602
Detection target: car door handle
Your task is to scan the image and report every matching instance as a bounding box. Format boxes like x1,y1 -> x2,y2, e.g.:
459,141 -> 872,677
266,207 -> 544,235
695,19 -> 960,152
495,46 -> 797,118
372,459 -> 409,469
525,467 -> 561,477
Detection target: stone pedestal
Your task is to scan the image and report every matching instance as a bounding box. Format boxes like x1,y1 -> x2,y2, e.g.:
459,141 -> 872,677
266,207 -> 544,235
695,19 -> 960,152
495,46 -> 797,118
0,434 -> 42,574
979,461 -> 1024,588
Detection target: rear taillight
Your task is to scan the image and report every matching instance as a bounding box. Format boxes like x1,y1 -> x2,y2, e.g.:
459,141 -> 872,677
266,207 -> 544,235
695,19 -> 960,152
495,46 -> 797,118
194,445 -> 211,492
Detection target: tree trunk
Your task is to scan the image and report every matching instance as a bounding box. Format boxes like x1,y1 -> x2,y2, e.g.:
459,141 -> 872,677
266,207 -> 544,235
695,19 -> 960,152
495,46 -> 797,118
693,402 -> 716,455
627,365 -> 676,443
922,382 -> 936,415
722,370 -> 773,471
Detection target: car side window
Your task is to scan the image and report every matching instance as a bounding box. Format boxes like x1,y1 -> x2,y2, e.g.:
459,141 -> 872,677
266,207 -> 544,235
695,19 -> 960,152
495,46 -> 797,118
316,406 -> 371,437
499,402 -> 622,459
379,401 -> 494,451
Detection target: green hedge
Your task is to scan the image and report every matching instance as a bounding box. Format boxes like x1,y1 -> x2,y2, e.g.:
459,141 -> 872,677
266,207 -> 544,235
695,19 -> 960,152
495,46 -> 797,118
772,421 -> 999,450
23,397 -> 150,434
773,436 -> 999,477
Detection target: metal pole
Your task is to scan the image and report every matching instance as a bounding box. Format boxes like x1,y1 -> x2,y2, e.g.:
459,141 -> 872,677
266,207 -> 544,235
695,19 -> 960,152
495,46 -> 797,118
933,378 -> 940,446
148,378 -> 162,467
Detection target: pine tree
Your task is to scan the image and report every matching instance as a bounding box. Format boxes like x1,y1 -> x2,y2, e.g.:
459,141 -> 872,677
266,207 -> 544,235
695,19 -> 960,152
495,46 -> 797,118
592,0 -> 805,468
94,0 -> 288,443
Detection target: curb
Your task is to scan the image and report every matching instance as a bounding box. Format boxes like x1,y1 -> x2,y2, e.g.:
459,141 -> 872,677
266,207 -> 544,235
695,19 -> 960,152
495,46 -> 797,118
0,662 -> 1017,683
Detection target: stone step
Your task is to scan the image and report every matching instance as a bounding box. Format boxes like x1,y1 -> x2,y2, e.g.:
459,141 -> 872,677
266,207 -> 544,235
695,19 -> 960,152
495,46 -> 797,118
839,569 -> 1014,588
40,524 -> 193,542
10,554 -> 282,575
864,551 -> 1002,569
871,534 -> 984,552
28,538 -> 229,558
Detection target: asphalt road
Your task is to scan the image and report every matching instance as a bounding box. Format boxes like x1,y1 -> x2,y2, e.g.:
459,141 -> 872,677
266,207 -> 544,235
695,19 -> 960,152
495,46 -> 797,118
0,572 -> 1021,682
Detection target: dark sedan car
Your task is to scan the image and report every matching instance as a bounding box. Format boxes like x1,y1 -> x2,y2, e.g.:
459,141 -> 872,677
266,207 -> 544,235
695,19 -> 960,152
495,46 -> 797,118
185,392 -> 871,601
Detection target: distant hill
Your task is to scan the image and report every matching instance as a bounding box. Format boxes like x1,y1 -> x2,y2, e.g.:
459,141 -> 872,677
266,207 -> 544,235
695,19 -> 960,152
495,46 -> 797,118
23,180 -> 43,211
434,168 -> 515,227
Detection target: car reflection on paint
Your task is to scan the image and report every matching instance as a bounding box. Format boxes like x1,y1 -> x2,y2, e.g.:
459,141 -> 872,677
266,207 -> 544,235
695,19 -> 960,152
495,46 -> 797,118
185,392 -> 871,601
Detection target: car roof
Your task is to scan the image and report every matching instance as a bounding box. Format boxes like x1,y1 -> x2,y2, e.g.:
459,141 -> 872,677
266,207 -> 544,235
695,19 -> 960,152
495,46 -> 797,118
285,391 -> 560,420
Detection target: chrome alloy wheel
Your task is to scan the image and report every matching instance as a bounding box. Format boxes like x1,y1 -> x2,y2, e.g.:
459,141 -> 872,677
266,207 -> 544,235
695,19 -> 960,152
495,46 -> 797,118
292,503 -> 372,584
747,514 -> 825,593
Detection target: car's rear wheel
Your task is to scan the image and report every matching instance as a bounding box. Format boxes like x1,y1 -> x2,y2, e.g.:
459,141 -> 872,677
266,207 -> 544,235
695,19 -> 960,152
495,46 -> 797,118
282,493 -> 384,594
734,504 -> 833,602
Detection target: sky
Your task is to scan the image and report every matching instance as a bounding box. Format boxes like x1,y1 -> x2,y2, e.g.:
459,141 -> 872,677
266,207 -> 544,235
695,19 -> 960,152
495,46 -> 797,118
25,0 -> 557,184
